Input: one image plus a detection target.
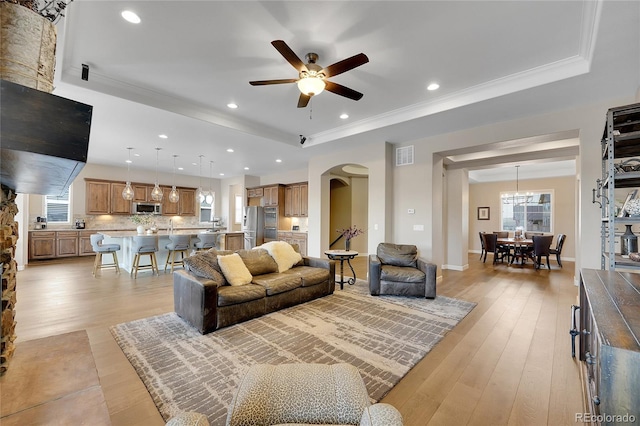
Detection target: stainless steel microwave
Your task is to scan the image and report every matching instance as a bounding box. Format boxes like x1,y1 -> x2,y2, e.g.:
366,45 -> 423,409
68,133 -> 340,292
133,202 -> 162,215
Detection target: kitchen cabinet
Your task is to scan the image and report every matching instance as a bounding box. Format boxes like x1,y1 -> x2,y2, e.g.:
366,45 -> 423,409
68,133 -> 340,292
78,231 -> 95,256
263,185 -> 284,206
223,233 -> 244,251
85,179 -> 131,215
597,102 -> 640,270
56,231 -> 79,257
247,187 -> 263,198
29,231 -> 56,259
85,180 -> 111,214
133,184 -> 151,202
110,182 -> 132,214
285,182 -> 308,217
162,187 -> 196,216
277,231 -> 307,256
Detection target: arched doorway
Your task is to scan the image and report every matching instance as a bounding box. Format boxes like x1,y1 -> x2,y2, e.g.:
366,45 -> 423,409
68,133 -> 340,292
325,164 -> 369,254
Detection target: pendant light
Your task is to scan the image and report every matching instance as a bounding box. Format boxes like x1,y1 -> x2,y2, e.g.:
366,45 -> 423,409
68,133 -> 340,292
122,147 -> 135,200
150,147 -> 163,201
205,161 -> 214,204
169,154 -> 179,203
196,154 -> 207,203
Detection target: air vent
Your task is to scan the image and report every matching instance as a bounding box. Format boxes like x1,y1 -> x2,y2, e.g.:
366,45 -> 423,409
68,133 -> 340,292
396,146 -> 414,166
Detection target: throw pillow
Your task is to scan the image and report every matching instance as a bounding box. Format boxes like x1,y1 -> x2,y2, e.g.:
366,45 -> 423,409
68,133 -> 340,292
217,253 -> 253,286
237,248 -> 278,275
183,251 -> 226,283
260,241 -> 303,273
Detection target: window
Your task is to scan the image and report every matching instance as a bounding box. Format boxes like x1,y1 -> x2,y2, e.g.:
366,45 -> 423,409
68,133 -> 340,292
500,191 -> 552,232
234,194 -> 243,224
45,189 -> 71,223
199,193 -> 214,222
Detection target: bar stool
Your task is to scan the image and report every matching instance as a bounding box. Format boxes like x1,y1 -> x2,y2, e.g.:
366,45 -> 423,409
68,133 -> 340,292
194,233 -> 217,251
131,235 -> 159,279
90,234 -> 120,276
164,234 -> 191,273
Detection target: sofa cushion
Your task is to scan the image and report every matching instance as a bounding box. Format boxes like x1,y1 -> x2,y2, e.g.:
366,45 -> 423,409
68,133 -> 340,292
183,251 -> 226,283
377,243 -> 418,267
217,284 -> 266,307
237,248 -> 279,275
252,272 -> 302,295
218,253 -> 253,286
259,241 -> 303,273
380,264 -> 425,283
282,266 -> 330,287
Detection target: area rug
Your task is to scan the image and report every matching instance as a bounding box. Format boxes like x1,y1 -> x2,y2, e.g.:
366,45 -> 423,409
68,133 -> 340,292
110,281 -> 475,425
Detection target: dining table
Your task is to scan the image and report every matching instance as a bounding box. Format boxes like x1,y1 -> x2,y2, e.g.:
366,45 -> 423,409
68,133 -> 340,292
497,237 -> 533,265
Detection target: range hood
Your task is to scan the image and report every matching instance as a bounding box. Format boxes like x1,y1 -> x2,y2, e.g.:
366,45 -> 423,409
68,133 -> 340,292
0,79 -> 92,195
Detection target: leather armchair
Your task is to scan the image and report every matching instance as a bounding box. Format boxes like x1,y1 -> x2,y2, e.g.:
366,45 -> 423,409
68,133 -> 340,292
369,243 -> 436,298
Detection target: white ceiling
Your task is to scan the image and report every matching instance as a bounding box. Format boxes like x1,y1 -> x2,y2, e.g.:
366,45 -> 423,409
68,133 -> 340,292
52,1 -> 640,179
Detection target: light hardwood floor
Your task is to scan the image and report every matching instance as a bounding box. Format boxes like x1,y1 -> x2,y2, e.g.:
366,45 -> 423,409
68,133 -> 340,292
10,253 -> 584,425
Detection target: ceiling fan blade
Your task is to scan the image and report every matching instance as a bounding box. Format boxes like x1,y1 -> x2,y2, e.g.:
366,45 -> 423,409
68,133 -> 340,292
249,78 -> 298,86
271,40 -> 307,72
324,81 -> 364,101
321,53 -> 369,78
297,93 -> 311,108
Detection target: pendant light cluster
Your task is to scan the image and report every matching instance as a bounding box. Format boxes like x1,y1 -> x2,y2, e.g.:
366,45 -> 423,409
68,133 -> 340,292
122,147 -> 135,200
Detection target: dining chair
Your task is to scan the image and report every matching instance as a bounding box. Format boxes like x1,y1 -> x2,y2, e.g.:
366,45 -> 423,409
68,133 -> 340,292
481,233 -> 510,264
524,231 -> 543,239
131,235 -> 159,278
164,234 -> 192,273
479,232 -> 486,260
549,234 -> 566,267
527,235 -> 554,270
493,231 -> 509,238
90,234 -> 120,276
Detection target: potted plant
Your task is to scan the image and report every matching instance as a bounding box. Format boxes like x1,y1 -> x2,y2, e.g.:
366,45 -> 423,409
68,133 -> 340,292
337,225 -> 364,251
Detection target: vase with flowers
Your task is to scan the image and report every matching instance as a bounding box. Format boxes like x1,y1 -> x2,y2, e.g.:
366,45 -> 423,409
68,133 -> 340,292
337,225 -> 363,251
130,214 -> 155,234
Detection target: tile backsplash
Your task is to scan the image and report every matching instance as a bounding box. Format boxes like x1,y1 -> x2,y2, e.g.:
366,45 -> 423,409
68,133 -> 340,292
30,215 -> 218,231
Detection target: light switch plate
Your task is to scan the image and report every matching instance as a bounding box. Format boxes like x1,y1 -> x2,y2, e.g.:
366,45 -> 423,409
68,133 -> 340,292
408,208 -> 415,214
413,224 -> 424,231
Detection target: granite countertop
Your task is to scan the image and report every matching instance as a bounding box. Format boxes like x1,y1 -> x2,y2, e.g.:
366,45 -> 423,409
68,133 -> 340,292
100,229 -> 244,238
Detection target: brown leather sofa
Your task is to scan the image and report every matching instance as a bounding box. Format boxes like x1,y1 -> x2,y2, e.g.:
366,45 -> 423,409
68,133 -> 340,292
173,245 -> 335,334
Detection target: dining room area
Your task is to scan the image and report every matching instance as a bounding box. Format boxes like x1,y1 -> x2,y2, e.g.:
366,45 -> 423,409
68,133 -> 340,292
478,231 -> 566,269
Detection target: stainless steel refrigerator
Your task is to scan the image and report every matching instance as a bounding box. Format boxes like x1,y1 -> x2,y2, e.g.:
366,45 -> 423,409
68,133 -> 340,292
242,206 -> 264,249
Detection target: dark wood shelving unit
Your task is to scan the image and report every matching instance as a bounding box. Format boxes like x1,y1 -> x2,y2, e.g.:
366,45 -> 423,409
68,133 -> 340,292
599,102 -> 640,270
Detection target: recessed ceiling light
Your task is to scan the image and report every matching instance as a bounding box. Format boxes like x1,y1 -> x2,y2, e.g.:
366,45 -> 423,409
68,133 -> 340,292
226,148 -> 234,153
134,153 -> 140,157
244,167 -> 249,170
158,134 -> 168,139
121,10 -> 141,24
227,103 -> 238,109
340,113 -> 349,119
276,159 -> 282,163
125,159 -> 132,164
178,167 -> 184,171
191,162 -> 197,166
219,173 -> 225,176
427,83 -> 440,91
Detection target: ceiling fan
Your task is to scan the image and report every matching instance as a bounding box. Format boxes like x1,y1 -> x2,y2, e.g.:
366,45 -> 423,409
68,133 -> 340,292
249,40 -> 369,108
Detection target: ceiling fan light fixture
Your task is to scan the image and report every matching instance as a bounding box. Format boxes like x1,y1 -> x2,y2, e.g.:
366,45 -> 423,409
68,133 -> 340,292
297,76 -> 325,96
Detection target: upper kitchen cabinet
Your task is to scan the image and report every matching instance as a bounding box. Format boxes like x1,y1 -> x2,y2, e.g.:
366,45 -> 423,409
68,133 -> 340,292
85,179 -> 130,215
285,182 -> 308,217
161,187 -> 196,216
263,184 -> 285,207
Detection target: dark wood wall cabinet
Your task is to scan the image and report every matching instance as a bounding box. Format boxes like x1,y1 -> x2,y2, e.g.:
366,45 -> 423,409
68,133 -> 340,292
247,182 -> 308,217
578,269 -> 640,420
85,178 -> 197,216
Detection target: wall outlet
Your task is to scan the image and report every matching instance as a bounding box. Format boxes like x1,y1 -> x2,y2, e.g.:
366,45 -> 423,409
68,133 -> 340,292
408,208 -> 415,214
413,224 -> 424,231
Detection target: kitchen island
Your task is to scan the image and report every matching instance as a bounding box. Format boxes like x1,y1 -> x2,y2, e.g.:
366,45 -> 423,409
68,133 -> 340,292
98,230 -> 244,274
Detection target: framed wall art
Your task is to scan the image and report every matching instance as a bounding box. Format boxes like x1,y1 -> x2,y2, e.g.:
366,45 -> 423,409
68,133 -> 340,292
478,207 -> 490,220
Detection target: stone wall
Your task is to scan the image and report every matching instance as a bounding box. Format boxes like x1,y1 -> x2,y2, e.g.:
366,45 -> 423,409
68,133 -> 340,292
1,186 -> 19,375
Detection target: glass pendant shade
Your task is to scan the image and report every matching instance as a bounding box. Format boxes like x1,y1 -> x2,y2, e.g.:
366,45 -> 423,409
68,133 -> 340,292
151,183 -> 163,201
169,185 -> 179,203
122,147 -> 135,200
196,155 -> 207,203
122,182 -> 134,200
297,76 -> 325,96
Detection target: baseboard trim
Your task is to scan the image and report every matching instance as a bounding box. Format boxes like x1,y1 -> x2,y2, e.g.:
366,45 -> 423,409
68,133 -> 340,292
442,264 -> 469,271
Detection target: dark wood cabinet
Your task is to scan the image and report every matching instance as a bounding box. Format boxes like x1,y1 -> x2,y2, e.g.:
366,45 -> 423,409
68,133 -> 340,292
110,182 -> 131,214
85,180 -> 111,214
224,233 -> 244,251
133,184 -> 151,202
179,188 -> 196,216
78,231 -> 95,256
